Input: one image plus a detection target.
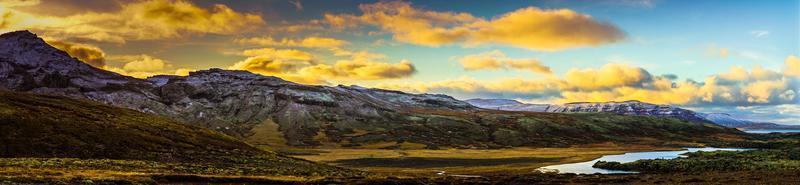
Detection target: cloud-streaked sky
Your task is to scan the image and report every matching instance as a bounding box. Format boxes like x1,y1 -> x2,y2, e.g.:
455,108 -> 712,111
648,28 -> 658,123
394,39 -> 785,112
1,0 -> 798,124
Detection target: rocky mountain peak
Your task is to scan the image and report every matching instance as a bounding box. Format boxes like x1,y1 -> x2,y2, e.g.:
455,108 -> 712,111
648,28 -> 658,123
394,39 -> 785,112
0,30 -> 141,93
0,30 -> 77,68
184,68 -> 292,85
0,30 -> 41,42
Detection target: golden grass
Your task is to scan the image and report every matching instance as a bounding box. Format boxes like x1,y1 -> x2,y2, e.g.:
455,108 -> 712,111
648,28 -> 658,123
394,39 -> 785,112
244,119 -> 289,148
289,143 -> 679,176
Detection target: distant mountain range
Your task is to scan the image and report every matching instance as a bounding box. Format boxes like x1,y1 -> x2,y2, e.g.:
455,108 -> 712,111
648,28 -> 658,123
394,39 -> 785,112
0,30 -> 745,148
465,98 -> 799,130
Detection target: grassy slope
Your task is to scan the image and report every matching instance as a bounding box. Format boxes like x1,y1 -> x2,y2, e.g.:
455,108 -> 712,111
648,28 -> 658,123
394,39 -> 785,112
362,108 -> 749,148
0,91 -> 360,183
299,107 -> 746,149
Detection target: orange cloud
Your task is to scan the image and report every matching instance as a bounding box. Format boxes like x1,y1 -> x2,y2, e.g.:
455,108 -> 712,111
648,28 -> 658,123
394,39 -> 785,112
229,56 -> 303,75
229,49 -> 416,84
324,1 -> 624,51
3,0 -> 265,43
106,54 -> 190,78
375,76 -> 563,100
563,64 -> 651,90
46,39 -> 106,68
241,48 -> 315,61
467,7 -> 625,51
458,50 -> 551,74
235,36 -> 349,49
376,56 -> 799,106
785,55 -> 800,77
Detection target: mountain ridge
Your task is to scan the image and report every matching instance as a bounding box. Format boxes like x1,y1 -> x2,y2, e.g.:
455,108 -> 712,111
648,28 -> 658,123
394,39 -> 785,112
0,30 -> 745,148
465,98 -> 797,130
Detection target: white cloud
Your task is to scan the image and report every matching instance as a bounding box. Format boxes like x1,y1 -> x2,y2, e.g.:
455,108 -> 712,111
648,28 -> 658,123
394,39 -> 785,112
750,30 -> 769,38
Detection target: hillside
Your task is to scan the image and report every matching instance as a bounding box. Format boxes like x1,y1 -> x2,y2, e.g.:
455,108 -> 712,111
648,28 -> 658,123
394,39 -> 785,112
0,30 -> 746,148
0,90 -> 352,177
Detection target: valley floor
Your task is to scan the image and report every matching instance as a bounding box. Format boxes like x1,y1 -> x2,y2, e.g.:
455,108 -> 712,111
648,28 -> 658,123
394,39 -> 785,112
282,144 -> 679,176
3,136 -> 798,184
0,144 -> 682,184
2,160 -> 798,184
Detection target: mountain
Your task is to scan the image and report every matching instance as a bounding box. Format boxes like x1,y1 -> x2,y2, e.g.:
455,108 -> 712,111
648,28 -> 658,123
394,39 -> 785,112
464,98 -> 523,108
702,113 -> 800,130
0,90 -> 351,176
466,98 -> 795,130
0,30 -> 744,148
465,98 -> 551,112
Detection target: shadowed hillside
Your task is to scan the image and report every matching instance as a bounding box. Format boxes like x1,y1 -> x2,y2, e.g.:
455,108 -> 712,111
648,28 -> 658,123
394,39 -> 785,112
0,90 -> 357,179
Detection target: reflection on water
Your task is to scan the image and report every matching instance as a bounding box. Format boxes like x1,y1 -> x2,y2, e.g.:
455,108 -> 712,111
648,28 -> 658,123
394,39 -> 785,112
744,129 -> 800,134
536,147 -> 748,174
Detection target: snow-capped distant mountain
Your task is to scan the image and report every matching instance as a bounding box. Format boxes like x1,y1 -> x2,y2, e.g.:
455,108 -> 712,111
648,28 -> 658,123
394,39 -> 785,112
464,98 -> 552,112
466,98 -> 797,129
702,113 -> 800,129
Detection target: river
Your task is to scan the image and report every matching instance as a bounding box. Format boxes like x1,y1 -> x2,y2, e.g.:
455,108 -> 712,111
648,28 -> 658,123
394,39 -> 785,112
536,147 -> 748,174
744,129 -> 800,134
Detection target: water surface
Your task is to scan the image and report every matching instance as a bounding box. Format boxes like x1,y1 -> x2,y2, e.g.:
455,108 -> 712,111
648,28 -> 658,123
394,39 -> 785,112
537,147 -> 747,174
744,129 -> 800,134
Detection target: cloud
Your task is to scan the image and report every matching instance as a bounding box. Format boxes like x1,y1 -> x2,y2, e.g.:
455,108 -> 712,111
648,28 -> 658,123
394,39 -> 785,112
563,64 -> 652,90
173,68 -> 194,76
106,54 -> 189,78
229,56 -> 304,75
719,48 -> 729,58
375,55 -> 800,106
375,76 -> 563,100
324,1 -> 624,51
289,0 -> 303,11
295,59 -> 415,82
750,30 -> 769,38
229,49 -> 415,84
457,50 -> 551,74
466,7 -> 625,51
558,64 -> 796,105
742,79 -> 793,103
0,0 -> 40,7
121,55 -> 166,72
234,36 -> 349,49
241,48 -> 315,61
2,0 -> 265,43
45,39 -> 106,68
605,0 -> 657,8
785,55 -> 800,77
706,44 -> 729,59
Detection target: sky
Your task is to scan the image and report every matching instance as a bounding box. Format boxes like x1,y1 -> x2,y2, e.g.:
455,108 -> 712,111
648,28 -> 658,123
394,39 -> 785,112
0,0 -> 798,124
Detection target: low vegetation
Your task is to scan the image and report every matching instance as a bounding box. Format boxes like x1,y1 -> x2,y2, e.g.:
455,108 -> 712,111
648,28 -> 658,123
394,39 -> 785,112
594,134 -> 800,173
305,108 -> 748,149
